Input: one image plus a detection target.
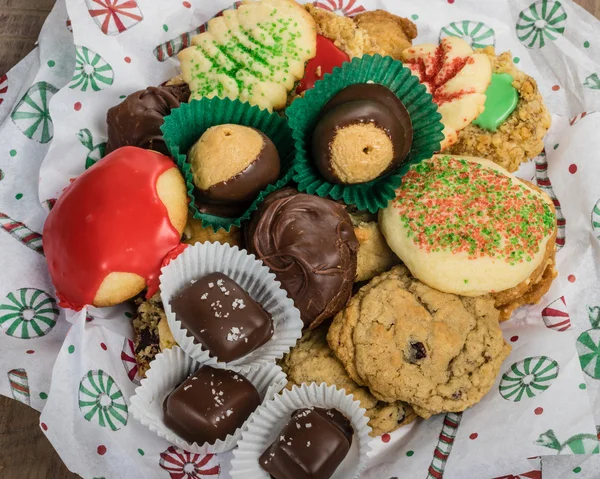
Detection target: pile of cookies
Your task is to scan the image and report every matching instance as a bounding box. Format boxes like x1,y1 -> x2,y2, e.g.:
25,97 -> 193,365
41,0 -> 558,477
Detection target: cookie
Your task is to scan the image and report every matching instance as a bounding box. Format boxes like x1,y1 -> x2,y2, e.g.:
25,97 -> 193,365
353,221 -> 400,283
281,326 -> 415,436
179,0 -> 317,111
401,37 -> 492,150
43,147 -> 188,310
183,215 -> 243,248
379,155 -> 557,297
447,49 -> 551,172
327,265 -> 511,418
133,295 -> 165,377
306,4 -> 416,59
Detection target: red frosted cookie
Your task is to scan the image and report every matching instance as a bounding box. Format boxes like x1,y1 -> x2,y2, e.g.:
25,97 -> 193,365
43,146 -> 188,310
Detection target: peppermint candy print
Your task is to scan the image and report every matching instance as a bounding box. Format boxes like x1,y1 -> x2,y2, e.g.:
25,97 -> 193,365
536,429 -> 600,454
7,368 -> 30,406
76,128 -> 106,169
592,199 -> 600,240
493,471 -> 541,479
153,2 -> 242,62
0,288 -> 58,339
10,81 -> 58,143
70,46 -> 114,92
499,356 -> 559,401
313,0 -> 365,17
588,305 -> 600,330
541,296 -> 571,331
86,0 -> 143,36
159,447 -> 221,479
66,18 -> 73,33
535,151 -> 565,249
577,329 -> 600,379
439,21 -> 496,49
0,74 -> 8,106
570,111 -> 588,125
426,413 -> 462,479
78,370 -> 128,431
121,338 -> 141,385
516,0 -> 567,49
0,212 -> 44,256
584,73 -> 600,90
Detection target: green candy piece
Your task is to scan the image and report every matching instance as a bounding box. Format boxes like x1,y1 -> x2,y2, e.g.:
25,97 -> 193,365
473,73 -> 518,132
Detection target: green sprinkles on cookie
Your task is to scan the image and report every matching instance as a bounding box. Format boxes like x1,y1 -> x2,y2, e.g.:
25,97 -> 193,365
392,156 -> 555,265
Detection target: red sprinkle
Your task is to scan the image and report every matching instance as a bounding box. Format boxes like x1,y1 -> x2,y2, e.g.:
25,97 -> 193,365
100,342 -> 107,351
97,445 -> 107,455
41,422 -> 48,431
74,102 -> 82,111
469,433 -> 478,440
26,350 -> 35,354
568,164 -> 578,174
534,407 -> 543,415
510,336 -> 519,342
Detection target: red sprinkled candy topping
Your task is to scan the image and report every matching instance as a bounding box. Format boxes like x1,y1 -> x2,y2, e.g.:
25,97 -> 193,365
392,157 -> 555,264
296,34 -> 349,94
43,146 -> 183,310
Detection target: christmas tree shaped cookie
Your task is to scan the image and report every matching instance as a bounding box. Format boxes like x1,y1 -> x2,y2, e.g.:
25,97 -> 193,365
178,0 -> 317,111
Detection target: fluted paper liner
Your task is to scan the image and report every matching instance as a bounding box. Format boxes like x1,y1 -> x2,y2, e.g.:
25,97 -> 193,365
159,242 -> 303,370
230,383 -> 372,479
286,54 -> 445,213
129,346 -> 287,454
161,97 -> 296,232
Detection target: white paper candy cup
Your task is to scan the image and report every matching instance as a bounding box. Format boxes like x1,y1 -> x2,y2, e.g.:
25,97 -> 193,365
159,242 -> 303,370
230,383 -> 372,479
129,346 -> 287,454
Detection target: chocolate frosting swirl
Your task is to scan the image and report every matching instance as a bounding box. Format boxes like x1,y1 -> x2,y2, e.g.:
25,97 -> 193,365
105,83 -> 190,156
246,188 -> 359,329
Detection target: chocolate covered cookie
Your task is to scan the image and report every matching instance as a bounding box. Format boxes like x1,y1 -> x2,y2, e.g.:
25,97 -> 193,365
246,188 -> 359,329
105,84 -> 190,156
311,84 -> 412,184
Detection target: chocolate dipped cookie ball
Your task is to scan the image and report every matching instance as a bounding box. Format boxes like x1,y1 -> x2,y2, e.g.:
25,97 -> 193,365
189,125 -> 280,210
105,83 -> 190,156
246,188 -> 359,329
311,83 -> 413,184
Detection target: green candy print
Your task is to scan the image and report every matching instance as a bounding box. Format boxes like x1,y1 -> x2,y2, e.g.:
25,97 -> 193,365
76,128 -> 106,169
499,356 -> 559,401
78,370 -> 128,431
577,329 -> 600,379
536,429 -> 599,454
584,73 -> 600,90
70,46 -> 114,92
592,199 -> 600,240
473,73 -> 518,132
0,288 -> 58,339
439,20 -> 496,49
516,0 -> 567,49
11,82 -> 58,143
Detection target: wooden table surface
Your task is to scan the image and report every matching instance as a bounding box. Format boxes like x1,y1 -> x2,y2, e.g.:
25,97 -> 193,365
0,0 -> 599,478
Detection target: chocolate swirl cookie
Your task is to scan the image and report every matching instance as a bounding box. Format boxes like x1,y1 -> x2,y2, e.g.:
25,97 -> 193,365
246,188 -> 359,329
105,83 -> 190,156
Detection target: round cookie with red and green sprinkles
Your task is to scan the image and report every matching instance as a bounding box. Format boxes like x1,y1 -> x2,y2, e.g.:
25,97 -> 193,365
379,155 -> 556,296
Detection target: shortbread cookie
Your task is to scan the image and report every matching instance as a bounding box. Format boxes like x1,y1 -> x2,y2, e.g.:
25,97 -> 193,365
327,265 -> 511,418
379,155 -> 556,297
281,326 -> 416,436
447,48 -> 551,172
179,0 -> 317,111
401,37 -> 492,150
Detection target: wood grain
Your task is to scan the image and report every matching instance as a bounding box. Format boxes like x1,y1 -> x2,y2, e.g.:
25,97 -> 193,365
0,0 -> 598,478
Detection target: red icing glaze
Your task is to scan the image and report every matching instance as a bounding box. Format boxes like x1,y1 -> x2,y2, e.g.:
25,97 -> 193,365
297,35 -> 349,94
404,43 -> 474,106
146,242 -> 189,298
43,146 -> 182,310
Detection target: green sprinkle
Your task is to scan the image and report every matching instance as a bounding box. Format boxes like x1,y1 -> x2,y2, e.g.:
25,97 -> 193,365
406,450 -> 414,457
119,95 -> 126,99
138,448 -> 145,456
411,14 -> 419,20
68,345 -> 75,354
163,24 -> 169,32
9,149 -> 16,157
513,57 -> 520,64
463,279 -> 469,284
15,193 -> 23,200
553,143 -> 559,150
573,467 -> 582,473
47,60 -> 55,67
39,392 -> 48,400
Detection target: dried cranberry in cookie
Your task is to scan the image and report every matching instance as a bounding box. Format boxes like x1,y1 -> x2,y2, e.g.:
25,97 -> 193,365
379,155 -> 556,296
43,146 -> 187,310
169,272 -> 273,362
163,365 -> 260,445
401,37 -> 492,149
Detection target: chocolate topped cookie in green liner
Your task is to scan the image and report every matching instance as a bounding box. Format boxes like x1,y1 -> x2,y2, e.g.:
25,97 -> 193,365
161,98 -> 295,232
286,55 -> 445,213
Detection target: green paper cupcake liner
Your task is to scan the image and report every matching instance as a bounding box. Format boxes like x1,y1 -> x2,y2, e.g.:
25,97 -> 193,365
161,98 -> 295,232
286,54 -> 445,213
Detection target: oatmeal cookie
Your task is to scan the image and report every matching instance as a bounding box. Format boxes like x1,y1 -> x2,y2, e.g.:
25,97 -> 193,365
327,265 -> 511,418
132,295 -> 165,377
306,4 -> 416,59
281,326 -> 416,436
353,220 -> 400,282
447,48 -> 551,172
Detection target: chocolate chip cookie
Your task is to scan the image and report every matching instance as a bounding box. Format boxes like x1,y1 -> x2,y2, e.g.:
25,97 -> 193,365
281,326 -> 415,436
328,265 -> 511,418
